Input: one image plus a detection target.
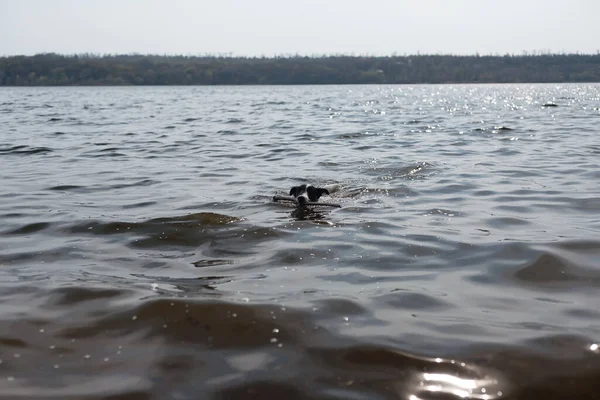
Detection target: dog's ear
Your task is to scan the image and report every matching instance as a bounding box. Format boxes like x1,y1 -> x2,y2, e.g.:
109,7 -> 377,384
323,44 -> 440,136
306,186 -> 329,201
289,186 -> 300,197
310,187 -> 329,198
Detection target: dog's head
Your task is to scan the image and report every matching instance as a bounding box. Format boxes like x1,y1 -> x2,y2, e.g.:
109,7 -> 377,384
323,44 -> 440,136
289,184 -> 329,205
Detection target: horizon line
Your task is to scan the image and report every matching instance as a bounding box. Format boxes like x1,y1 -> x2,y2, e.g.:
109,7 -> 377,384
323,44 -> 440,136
3,50 -> 600,59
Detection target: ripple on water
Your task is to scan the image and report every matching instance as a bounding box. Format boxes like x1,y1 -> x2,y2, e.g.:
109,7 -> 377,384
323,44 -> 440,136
2,222 -> 52,235
509,242 -> 600,289
0,294 -> 517,399
2,84 -> 600,399
0,145 -> 53,155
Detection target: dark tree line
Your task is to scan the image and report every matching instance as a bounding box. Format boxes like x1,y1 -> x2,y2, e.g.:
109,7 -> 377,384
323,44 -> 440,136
1,53 -> 599,86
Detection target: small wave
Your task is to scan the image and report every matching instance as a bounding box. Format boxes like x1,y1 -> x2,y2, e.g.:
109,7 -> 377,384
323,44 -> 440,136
46,180 -> 156,194
572,197 -> 600,212
147,212 -> 244,225
485,216 -> 532,228
2,222 -> 51,235
252,101 -> 287,107
192,259 -> 234,268
45,286 -> 127,307
337,132 -> 369,139
109,179 -> 157,190
0,145 -> 52,155
82,151 -> 127,158
225,118 -> 244,124
47,185 -> 85,192
0,247 -> 86,265
65,212 -> 246,248
425,208 -> 461,218
361,161 -> 433,180
510,248 -> 600,288
121,201 -> 157,209
374,289 -> 453,311
293,133 -> 315,141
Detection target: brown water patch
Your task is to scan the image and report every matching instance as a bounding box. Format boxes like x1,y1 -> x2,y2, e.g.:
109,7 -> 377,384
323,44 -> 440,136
510,249 -> 600,288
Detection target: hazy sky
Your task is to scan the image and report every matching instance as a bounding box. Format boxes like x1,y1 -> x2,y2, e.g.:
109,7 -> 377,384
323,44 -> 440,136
1,0 -> 598,56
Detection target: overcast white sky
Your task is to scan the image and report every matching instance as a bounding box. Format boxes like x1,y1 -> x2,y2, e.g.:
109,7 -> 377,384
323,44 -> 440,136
1,0 -> 598,57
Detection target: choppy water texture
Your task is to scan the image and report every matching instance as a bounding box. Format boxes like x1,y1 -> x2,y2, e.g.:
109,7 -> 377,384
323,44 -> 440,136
1,84 -> 600,399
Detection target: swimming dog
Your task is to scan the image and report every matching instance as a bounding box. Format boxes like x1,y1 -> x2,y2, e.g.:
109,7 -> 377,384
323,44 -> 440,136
289,184 -> 330,206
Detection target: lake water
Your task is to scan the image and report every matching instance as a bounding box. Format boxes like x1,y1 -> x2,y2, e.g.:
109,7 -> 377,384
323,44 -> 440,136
1,84 -> 600,399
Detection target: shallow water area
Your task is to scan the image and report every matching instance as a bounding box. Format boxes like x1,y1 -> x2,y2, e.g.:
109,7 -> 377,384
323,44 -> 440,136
1,84 -> 600,399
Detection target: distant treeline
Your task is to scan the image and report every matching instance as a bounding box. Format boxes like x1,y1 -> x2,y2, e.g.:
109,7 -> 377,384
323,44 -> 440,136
1,53 -> 599,85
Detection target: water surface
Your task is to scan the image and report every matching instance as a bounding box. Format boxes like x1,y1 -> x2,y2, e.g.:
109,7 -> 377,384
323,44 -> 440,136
1,84 -> 600,399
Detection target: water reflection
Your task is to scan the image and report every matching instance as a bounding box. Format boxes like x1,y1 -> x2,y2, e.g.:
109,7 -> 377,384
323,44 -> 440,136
408,357 -> 505,399
290,207 -> 331,221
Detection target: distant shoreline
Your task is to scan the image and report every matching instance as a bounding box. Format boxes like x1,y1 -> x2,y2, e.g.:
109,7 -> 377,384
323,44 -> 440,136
1,53 -> 599,86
